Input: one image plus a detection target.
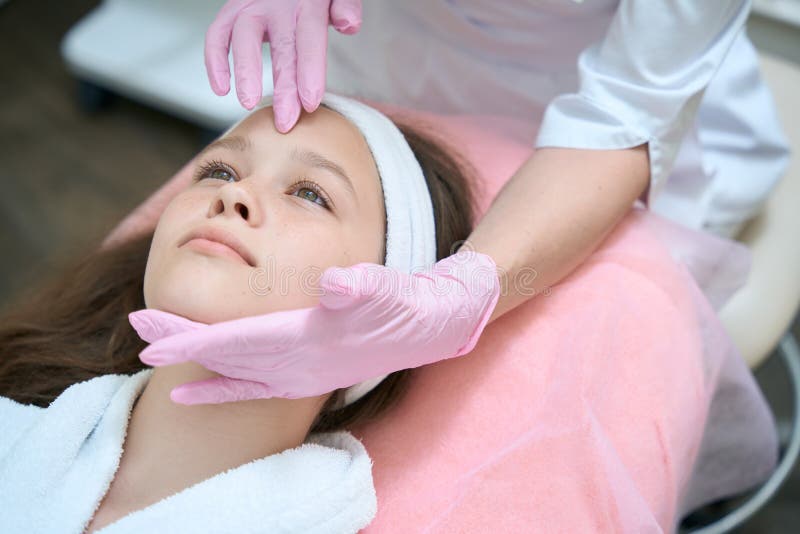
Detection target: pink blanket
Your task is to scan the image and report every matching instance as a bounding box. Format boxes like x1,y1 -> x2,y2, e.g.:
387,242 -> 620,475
104,108 -> 778,533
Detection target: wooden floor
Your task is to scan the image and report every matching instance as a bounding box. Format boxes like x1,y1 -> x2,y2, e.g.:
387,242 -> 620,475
0,0 -> 798,530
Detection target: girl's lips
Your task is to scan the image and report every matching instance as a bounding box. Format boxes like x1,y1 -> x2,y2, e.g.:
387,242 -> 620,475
182,237 -> 251,266
178,225 -> 258,267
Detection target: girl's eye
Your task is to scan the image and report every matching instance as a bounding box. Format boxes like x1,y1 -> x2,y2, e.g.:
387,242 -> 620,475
193,160 -> 332,211
206,168 -> 235,182
297,188 -> 320,203
291,180 -> 332,210
193,160 -> 237,183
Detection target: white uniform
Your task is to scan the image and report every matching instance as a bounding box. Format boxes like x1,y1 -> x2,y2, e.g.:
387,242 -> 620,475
327,0 -> 790,238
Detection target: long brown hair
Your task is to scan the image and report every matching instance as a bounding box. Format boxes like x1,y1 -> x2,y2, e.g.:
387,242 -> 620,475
0,118 -> 476,433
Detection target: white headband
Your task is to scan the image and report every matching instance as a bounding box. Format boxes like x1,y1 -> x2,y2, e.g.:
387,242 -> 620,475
222,92 -> 437,407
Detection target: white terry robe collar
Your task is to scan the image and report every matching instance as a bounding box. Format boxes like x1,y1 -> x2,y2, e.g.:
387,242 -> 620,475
0,369 -> 377,534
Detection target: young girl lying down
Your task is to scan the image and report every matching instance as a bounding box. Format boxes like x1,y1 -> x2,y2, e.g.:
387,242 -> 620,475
0,93 -> 475,533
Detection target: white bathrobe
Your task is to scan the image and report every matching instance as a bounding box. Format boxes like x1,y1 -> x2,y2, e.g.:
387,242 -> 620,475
0,369 -> 377,533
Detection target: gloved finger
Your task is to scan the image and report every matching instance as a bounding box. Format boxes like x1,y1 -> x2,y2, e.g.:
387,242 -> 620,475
128,309 -> 207,344
318,265 -> 361,309
138,344 -> 192,367
330,0 -> 362,34
170,377 -> 277,405
318,262 -> 395,310
189,354 -> 289,378
205,0 -> 250,96
138,307 -> 307,366
231,13 -> 270,109
295,0 -> 330,112
266,20 -> 303,132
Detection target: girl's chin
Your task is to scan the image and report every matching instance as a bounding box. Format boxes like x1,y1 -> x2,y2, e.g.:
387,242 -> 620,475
145,289 -> 288,325
143,271 -> 319,324
144,294 -> 244,325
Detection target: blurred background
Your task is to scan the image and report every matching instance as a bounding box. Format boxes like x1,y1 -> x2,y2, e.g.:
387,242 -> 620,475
0,0 -> 798,530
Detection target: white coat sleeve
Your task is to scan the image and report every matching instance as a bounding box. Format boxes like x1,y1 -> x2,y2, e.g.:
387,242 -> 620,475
535,0 -> 752,206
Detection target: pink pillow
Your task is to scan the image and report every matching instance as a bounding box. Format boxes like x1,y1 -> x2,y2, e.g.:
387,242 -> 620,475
104,107 -> 776,532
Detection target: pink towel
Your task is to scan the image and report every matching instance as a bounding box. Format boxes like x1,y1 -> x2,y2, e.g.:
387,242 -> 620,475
104,107 -> 778,533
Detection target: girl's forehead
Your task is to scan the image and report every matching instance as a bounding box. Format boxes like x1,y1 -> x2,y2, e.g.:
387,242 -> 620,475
235,106 -> 382,188
236,105 -> 353,139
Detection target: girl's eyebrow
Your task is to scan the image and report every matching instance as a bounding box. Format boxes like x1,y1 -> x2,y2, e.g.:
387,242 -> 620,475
198,135 -> 252,158
290,147 -> 357,201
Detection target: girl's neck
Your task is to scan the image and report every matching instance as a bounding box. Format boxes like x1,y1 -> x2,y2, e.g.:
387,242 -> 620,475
98,362 -> 328,517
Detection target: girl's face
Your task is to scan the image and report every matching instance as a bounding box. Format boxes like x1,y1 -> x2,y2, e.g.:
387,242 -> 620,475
144,106 -> 386,324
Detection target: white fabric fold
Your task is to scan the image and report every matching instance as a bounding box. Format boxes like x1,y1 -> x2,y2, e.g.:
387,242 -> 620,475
0,370 -> 377,533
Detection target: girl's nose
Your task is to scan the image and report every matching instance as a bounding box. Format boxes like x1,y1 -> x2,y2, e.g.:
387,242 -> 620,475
207,181 -> 263,226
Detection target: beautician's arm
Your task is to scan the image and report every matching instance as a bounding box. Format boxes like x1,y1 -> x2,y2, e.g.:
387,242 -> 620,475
472,144 -> 650,322
473,0 -> 751,321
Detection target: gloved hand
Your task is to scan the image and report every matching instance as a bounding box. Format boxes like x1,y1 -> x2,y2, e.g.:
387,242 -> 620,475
205,0 -> 363,131
130,250 -> 500,405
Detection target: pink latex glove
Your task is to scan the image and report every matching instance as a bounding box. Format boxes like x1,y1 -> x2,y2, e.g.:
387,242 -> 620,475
129,250 -> 500,405
205,0 -> 362,131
